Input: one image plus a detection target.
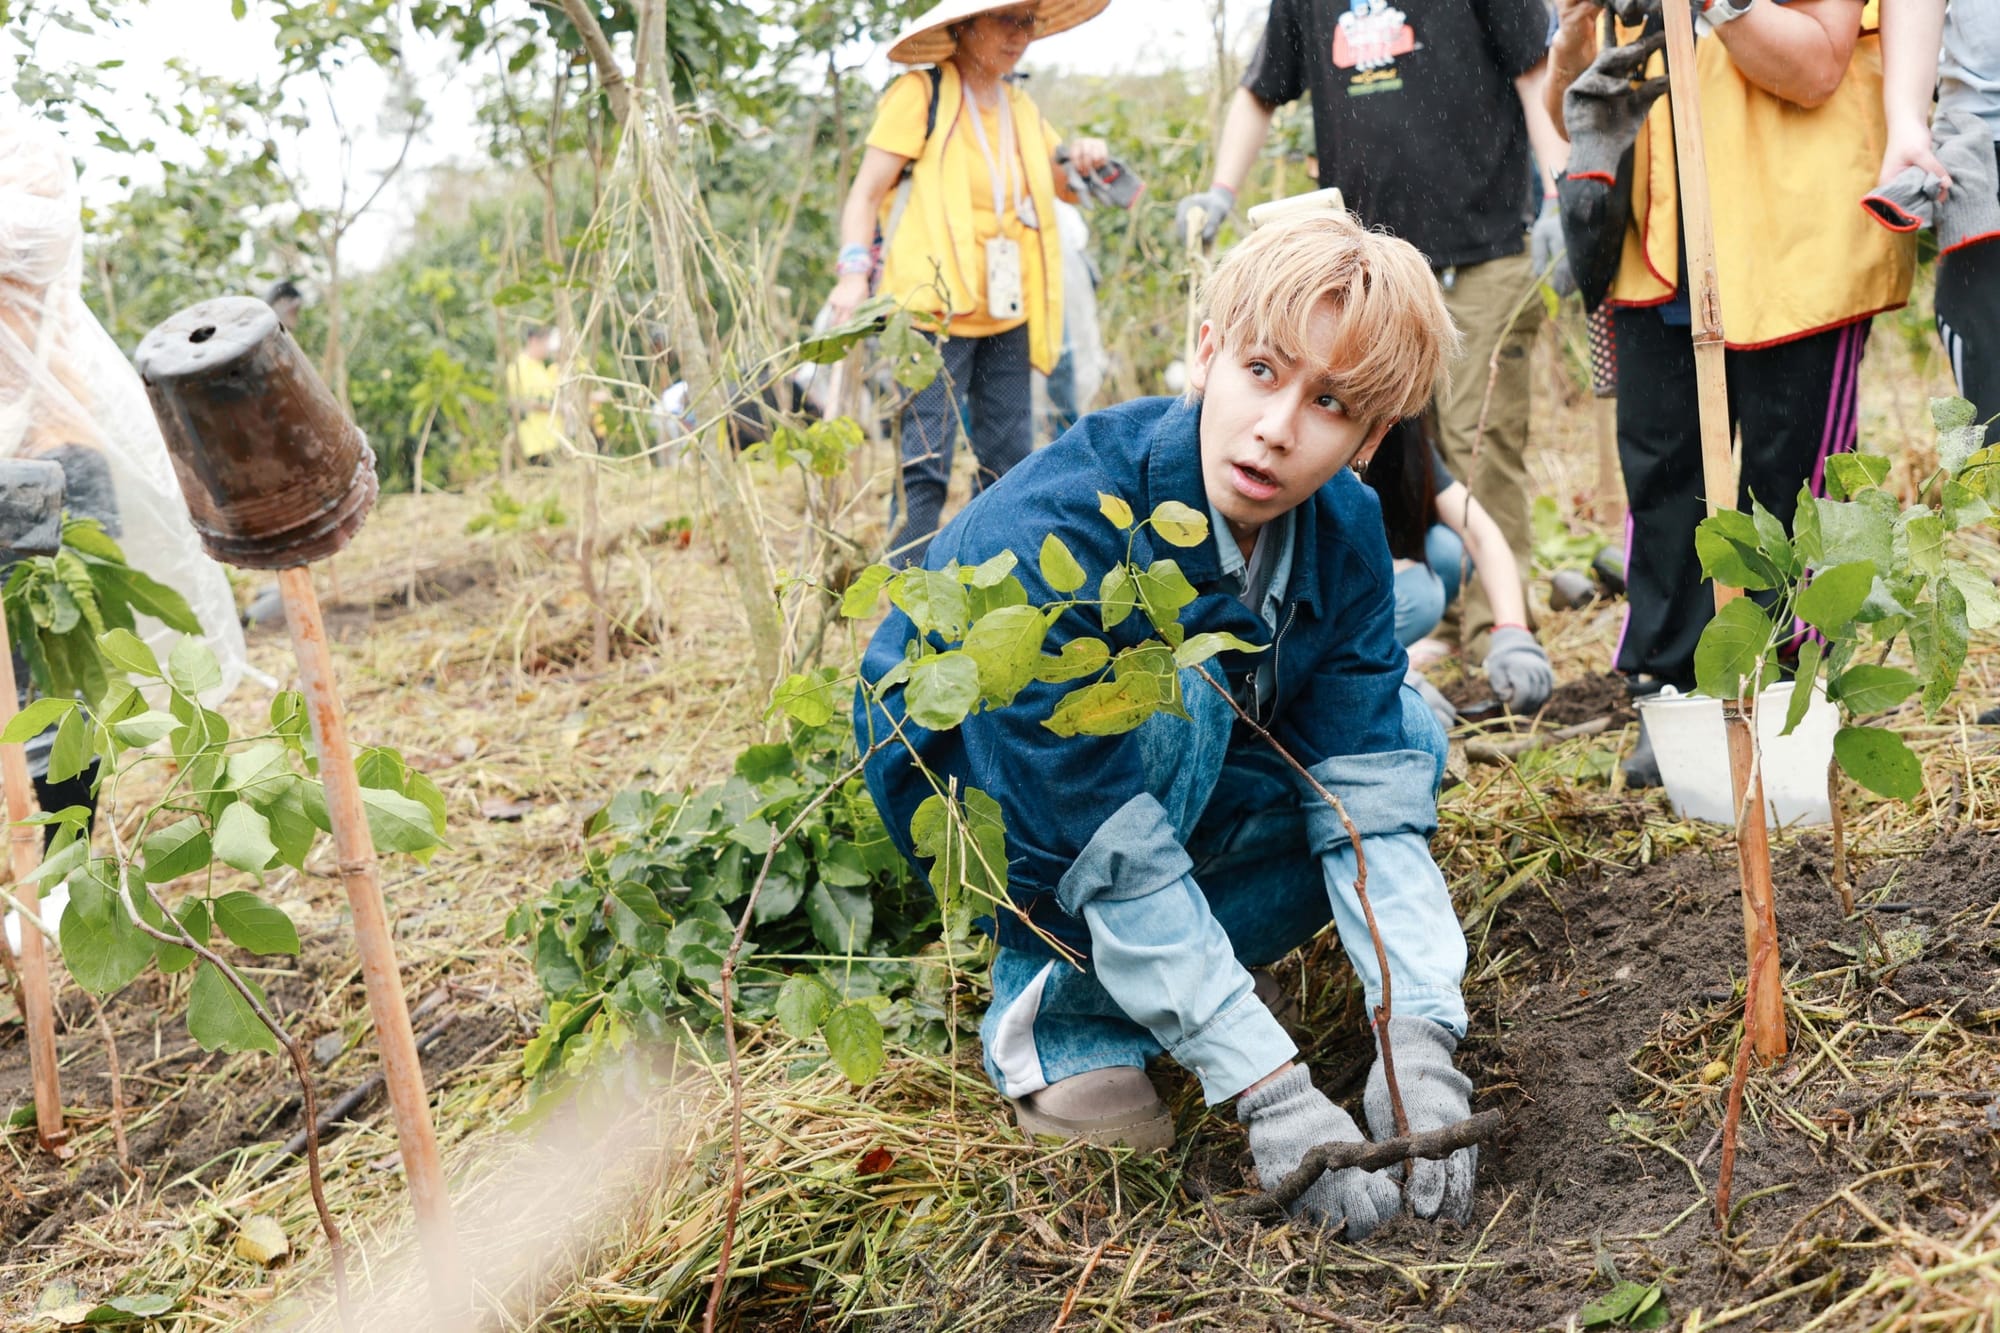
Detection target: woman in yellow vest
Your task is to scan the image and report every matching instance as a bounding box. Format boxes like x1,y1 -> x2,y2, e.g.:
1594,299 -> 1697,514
1546,0 -> 1915,785
824,0 -> 1111,564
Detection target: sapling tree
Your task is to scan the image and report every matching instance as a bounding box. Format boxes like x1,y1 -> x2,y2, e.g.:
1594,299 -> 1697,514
0,616 -> 446,1320
1691,396 -> 2000,826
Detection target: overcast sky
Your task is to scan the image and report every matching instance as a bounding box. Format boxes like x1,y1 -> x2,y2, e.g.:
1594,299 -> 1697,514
10,0 -> 1268,273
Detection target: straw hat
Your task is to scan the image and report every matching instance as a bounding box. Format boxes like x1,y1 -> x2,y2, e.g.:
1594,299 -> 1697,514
886,0 -> 1111,66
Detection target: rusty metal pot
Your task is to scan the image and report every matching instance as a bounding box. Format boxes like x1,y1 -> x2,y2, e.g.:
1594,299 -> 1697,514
135,297 -> 377,569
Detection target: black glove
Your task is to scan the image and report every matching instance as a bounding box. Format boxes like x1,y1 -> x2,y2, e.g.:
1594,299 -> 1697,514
1563,31 -> 1670,183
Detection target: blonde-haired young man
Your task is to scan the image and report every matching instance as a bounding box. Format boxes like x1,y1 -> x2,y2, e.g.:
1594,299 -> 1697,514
859,214 -> 1479,1238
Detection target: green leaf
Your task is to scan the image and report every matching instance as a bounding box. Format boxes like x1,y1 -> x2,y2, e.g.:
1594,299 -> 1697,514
154,898 -> 207,974
1033,637 -> 1111,683
166,636 -> 222,698
1833,724 -> 1923,801
1781,640 -> 1821,737
961,551 -> 1018,588
1134,559 -> 1199,633
1748,498 -> 1798,577
225,742 -> 290,800
1815,490 -> 1897,569
1796,560 -> 1875,633
142,816 -> 211,883
96,627 -> 161,678
82,1292 -> 178,1322
59,862 -> 155,995
212,801 -> 277,874
259,776 -> 323,869
774,973 -> 839,1040
1824,451 -> 1891,501
1098,565 -> 1137,630
1945,561 -> 2000,631
1693,510 -> 1777,592
47,706 -> 90,784
25,836 -> 85,889
1829,664 -> 1922,716
822,1002 -> 886,1085
1931,395 -> 1977,432
879,309 -> 943,391
804,881 -> 873,954
770,671 -> 837,727
961,605 -> 1051,706
904,651 -> 982,730
1098,493 -> 1134,530
1579,1281 -> 1654,1328
1175,631 -> 1265,668
1038,533 -> 1087,593
109,709 -> 176,749
186,961 -> 281,1054
839,564 -> 894,618
1898,511 -> 1945,578
1148,500 -> 1209,547
890,568 -> 969,640
270,690 -> 311,749
1692,597 -> 1773,702
363,786 -> 445,856
212,891 -> 299,956
1042,676 -> 1165,737
0,696 -> 73,744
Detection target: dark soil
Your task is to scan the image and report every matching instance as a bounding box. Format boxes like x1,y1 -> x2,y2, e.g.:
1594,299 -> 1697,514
0,937 -> 517,1263
1443,669 -> 1638,730
872,831 -> 2000,1332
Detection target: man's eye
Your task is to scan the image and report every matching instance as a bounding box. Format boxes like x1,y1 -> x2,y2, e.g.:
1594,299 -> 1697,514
1247,360 -> 1274,379
1317,394 -> 1345,412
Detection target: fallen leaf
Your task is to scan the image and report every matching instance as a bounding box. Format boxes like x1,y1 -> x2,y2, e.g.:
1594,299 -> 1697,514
233,1215 -> 289,1266
857,1146 -> 894,1176
479,797 -> 535,822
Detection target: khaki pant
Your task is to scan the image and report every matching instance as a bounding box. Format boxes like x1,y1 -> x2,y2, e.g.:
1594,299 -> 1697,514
1434,248 -> 1543,659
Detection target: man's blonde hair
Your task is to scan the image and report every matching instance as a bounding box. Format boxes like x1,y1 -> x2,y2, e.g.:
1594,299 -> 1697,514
1195,211 -> 1459,424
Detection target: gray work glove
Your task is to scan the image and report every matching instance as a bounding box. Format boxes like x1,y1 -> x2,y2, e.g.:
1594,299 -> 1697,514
1936,112 -> 2000,254
1406,669 -> 1457,733
1365,1017 -> 1477,1225
1239,1065 -> 1402,1238
1483,626 -> 1553,712
1174,184 -> 1235,247
1563,31 -> 1670,183
1862,166 -> 1939,234
1530,195 -> 1575,297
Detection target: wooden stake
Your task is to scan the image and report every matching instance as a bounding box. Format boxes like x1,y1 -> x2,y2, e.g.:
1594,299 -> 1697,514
0,611 -> 64,1152
1659,0 -> 1785,1062
277,565 -> 465,1306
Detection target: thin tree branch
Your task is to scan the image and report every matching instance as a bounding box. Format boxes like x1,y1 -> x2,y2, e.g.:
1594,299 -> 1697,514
1231,1109 -> 1504,1219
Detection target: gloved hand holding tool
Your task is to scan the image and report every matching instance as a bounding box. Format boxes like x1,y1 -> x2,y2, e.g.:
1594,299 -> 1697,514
1239,1065 -> 1403,1238
1484,625 -> 1554,712
1059,148 -> 1145,211
1366,1018 -> 1479,1224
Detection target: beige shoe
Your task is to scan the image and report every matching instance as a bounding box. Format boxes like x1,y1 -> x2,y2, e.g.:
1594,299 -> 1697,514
1011,1067 -> 1175,1152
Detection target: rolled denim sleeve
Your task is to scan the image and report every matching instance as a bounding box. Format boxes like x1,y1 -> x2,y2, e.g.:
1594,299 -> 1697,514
1061,792 -> 1297,1103
1299,749 -> 1469,1038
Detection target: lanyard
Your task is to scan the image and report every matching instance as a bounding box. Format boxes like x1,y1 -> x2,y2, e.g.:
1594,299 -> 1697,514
964,87 -> 1030,224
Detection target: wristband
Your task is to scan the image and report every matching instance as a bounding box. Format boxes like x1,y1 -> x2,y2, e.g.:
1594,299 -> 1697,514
835,243 -> 872,278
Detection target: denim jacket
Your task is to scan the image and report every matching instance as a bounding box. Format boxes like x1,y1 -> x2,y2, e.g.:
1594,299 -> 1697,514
857,396 -> 1436,959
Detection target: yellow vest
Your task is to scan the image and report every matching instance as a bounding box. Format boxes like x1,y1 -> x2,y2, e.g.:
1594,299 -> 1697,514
1610,6 -> 1915,349
877,63 -> 1066,375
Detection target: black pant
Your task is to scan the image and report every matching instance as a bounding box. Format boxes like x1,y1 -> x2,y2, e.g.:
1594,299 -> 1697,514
1935,140 -> 2000,446
1612,309 -> 1870,688
889,324 -> 1033,567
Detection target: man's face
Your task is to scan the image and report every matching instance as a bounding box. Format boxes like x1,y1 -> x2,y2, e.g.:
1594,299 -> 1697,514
1188,303 -> 1391,548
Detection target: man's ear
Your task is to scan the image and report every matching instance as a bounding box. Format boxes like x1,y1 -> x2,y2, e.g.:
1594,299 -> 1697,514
1351,417 -> 1395,470
1187,320 -> 1219,396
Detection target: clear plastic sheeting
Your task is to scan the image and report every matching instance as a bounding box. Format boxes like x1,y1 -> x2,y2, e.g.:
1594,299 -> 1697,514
0,110 -> 246,699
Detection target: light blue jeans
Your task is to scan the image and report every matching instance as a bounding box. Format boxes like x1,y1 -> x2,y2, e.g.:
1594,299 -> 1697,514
980,669 -> 1466,1106
1393,524 -> 1468,647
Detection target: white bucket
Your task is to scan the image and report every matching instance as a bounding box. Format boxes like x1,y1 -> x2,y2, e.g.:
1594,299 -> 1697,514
1635,682 -> 1839,827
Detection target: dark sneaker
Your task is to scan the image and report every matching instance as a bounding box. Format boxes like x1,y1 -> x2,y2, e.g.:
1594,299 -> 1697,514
1979,705 -> 2000,726
1012,1067 -> 1174,1152
1621,716 -> 1661,789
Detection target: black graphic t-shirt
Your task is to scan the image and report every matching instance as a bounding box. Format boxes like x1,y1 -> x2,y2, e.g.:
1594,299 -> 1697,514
1243,0 -> 1551,269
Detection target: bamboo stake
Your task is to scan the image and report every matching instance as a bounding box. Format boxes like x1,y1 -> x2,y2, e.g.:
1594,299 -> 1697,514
1658,0 -> 1785,1061
277,565 -> 465,1309
0,611 -> 64,1152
